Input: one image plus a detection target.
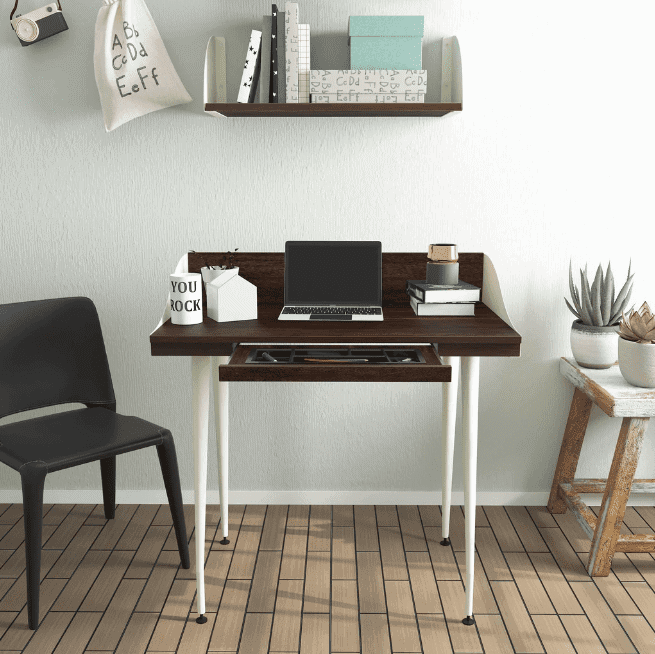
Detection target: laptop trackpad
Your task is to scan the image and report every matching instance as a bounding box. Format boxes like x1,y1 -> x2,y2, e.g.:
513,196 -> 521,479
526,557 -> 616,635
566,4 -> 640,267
310,314 -> 353,320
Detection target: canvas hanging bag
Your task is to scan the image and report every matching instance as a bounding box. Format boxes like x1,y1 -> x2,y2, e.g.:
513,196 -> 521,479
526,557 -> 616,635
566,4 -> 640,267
94,0 -> 191,131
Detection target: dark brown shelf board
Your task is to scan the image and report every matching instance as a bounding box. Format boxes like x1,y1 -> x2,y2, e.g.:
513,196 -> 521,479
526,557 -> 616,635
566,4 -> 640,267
205,103 -> 462,117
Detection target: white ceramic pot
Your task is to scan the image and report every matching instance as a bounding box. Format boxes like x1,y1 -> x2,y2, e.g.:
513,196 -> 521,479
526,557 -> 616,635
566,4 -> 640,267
618,338 -> 655,388
570,320 -> 619,369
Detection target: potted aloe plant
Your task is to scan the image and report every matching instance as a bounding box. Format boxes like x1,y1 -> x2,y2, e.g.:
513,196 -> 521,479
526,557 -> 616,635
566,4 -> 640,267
565,260 -> 633,369
618,302 -> 655,387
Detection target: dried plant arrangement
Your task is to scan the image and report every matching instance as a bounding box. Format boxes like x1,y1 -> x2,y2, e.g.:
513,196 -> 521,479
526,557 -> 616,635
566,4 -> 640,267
619,302 -> 655,344
565,260 -> 634,327
190,248 -> 240,270
221,248 -> 239,269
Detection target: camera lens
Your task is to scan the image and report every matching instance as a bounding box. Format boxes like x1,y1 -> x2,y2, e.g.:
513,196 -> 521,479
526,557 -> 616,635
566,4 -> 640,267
16,18 -> 39,42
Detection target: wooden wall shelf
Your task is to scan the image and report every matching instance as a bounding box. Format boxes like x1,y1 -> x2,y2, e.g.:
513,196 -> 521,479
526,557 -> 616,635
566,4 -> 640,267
203,34 -> 463,119
204,103 -> 462,118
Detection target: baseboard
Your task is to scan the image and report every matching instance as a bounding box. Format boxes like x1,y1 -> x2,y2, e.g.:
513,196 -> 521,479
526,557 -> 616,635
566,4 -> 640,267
1,489 -> 654,506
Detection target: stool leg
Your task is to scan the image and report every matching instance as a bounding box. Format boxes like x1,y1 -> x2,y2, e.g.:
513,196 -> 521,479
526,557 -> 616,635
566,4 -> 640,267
588,417 -> 649,577
547,388 -> 592,514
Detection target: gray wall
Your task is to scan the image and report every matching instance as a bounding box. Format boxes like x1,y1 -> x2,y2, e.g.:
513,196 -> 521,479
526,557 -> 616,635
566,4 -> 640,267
2,1 -> 654,502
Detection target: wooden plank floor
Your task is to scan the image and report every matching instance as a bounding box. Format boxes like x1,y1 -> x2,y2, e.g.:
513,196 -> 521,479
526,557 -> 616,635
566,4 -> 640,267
1,504 -> 655,653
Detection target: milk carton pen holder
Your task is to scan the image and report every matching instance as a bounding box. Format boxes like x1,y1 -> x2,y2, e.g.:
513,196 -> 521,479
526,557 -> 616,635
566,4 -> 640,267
201,267 -> 257,323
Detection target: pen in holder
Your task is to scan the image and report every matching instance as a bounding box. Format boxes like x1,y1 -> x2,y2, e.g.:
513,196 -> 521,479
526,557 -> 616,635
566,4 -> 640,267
426,243 -> 459,285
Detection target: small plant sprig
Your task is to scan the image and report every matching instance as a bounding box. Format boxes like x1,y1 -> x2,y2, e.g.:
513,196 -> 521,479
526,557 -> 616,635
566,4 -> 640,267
565,260 -> 634,327
619,302 -> 655,344
189,249 -> 239,270
222,248 -> 239,269
189,250 -> 216,270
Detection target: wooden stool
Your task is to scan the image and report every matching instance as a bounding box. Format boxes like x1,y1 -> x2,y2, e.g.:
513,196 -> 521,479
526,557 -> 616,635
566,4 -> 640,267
548,357 -> 653,576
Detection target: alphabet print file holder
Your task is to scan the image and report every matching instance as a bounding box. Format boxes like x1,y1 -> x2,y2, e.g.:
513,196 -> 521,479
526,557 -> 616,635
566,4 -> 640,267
94,0 -> 191,132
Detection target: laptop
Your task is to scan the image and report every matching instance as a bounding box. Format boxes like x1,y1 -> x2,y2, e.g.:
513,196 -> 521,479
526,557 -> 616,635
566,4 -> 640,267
279,241 -> 383,321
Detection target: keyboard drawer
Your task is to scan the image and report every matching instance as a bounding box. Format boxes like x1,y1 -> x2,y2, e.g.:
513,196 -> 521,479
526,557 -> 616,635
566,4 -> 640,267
218,345 -> 451,382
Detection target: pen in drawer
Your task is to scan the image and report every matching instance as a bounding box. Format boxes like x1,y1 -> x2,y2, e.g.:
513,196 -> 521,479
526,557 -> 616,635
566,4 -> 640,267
303,358 -> 369,363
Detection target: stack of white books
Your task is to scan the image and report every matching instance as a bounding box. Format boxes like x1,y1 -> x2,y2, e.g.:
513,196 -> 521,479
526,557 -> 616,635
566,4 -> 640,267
406,280 -> 480,316
309,69 -> 427,103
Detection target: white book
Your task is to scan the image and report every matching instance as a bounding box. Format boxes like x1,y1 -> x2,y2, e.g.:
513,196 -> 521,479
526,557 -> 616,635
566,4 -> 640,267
285,2 -> 299,103
311,92 -> 425,103
441,36 -> 453,102
298,24 -> 310,103
310,69 -> 427,95
237,30 -> 262,103
410,296 -> 475,316
259,17 -> 272,103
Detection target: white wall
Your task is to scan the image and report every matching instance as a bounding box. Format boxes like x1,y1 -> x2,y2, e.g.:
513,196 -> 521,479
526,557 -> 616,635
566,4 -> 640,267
1,1 -> 654,504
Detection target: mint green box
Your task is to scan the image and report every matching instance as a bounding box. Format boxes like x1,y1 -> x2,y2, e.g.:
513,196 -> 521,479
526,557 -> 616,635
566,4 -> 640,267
348,16 -> 424,37
348,16 -> 423,70
350,37 -> 422,70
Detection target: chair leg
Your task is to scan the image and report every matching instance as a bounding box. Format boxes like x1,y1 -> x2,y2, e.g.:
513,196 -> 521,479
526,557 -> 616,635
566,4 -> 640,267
157,433 -> 191,569
20,462 -> 47,630
100,456 -> 116,520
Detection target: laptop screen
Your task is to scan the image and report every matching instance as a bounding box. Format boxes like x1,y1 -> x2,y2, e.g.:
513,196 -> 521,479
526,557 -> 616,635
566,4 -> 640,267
285,241 -> 382,306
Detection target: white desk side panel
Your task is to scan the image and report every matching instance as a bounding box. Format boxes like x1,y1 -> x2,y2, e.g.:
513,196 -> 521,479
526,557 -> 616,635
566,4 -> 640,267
482,254 -> 515,330
452,35 -> 463,104
204,36 -> 227,118
151,253 -> 189,334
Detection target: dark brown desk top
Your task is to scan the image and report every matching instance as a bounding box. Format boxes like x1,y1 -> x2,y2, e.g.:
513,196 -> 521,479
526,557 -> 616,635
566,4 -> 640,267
150,252 -> 521,358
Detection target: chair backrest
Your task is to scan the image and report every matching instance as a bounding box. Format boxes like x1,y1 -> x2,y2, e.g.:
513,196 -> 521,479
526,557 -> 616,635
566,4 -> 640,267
0,297 -> 116,419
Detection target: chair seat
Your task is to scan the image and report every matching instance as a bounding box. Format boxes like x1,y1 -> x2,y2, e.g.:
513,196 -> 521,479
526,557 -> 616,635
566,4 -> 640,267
0,407 -> 167,473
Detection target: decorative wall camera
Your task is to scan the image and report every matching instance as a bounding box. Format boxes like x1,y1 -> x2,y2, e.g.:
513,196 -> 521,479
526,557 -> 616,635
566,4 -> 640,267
10,0 -> 68,46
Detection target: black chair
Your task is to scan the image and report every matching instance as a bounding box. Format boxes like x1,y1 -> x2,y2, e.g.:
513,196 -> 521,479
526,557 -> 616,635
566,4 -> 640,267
0,297 -> 190,629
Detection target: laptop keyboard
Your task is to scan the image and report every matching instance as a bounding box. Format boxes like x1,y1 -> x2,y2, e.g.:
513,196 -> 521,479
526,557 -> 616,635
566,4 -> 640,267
283,307 -> 382,315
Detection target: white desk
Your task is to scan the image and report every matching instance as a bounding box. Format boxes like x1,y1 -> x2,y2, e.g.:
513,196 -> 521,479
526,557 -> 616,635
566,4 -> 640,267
152,253 -> 519,626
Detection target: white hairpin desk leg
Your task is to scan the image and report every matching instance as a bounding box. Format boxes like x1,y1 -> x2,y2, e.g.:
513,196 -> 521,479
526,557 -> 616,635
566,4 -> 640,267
213,356 -> 230,545
441,356 -> 460,546
461,356 -> 480,625
191,355 -> 211,624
